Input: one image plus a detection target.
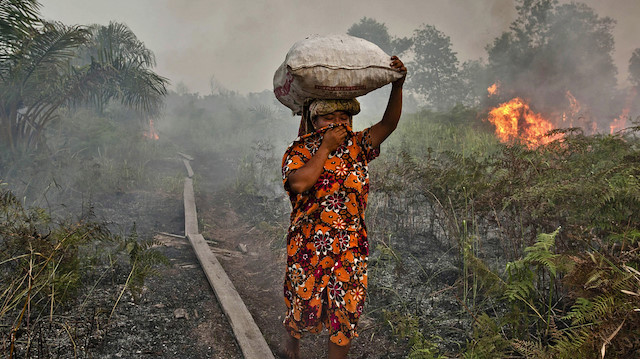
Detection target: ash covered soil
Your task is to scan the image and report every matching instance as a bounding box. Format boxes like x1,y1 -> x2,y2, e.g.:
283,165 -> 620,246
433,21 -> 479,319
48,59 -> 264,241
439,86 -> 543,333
9,149 -> 410,358
11,156 -> 244,359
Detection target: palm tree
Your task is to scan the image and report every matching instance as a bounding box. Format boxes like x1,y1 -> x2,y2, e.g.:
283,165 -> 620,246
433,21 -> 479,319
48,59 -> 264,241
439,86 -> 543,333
1,0 -> 95,151
0,0 -> 39,51
0,2 -> 168,152
75,22 -> 168,115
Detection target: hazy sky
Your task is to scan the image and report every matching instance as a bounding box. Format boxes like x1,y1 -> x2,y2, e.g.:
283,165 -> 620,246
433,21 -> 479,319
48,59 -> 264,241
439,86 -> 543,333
39,0 -> 640,95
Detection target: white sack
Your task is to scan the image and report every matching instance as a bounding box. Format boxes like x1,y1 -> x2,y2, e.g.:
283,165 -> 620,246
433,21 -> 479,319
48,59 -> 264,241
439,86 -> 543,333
274,34 -> 404,114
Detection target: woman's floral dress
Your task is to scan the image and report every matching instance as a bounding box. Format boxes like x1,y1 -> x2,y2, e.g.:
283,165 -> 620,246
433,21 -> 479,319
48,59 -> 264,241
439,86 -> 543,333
281,124 -> 379,346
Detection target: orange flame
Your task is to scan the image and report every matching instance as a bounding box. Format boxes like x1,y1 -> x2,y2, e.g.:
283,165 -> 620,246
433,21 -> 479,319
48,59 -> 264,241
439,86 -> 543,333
487,82 -> 499,96
143,119 -> 159,140
565,91 -> 581,116
609,116 -> 627,134
610,88 -> 636,134
487,97 -> 559,148
564,90 -> 581,125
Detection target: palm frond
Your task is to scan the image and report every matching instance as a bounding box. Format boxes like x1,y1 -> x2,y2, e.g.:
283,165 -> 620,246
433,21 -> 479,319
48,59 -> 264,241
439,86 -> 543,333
10,22 -> 90,87
0,0 -> 41,53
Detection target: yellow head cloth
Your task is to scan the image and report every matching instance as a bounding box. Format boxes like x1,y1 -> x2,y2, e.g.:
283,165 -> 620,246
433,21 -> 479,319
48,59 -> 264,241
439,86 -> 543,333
298,99 -> 360,136
309,99 -> 361,118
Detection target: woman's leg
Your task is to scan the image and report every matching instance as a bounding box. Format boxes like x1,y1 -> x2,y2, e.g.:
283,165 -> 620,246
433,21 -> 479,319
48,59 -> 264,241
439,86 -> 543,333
283,332 -> 300,359
328,339 -> 351,359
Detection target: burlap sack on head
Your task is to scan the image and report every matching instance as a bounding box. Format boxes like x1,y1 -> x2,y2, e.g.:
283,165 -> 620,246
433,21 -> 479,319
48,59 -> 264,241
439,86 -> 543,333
273,34 -> 405,115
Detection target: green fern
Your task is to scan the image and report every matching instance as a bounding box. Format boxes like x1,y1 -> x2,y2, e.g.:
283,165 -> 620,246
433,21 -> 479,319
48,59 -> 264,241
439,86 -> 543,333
463,313 -> 510,359
117,224 -> 169,302
503,228 -> 565,319
522,228 -> 561,276
511,339 -> 550,359
407,333 -> 446,359
549,327 -> 593,359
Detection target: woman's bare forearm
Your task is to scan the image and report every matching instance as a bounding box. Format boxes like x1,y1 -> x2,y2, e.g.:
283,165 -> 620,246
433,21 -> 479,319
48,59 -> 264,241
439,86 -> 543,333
370,56 -> 406,148
288,146 -> 331,194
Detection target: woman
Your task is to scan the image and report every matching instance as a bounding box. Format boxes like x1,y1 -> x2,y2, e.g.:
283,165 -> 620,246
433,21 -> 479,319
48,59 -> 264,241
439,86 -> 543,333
281,56 -> 406,359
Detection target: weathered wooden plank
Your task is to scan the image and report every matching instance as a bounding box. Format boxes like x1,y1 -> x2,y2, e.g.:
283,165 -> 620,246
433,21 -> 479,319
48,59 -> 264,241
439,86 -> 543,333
155,231 -> 186,239
177,152 -> 194,161
187,233 -> 275,359
182,158 -> 194,178
183,178 -> 199,236
183,176 -> 274,358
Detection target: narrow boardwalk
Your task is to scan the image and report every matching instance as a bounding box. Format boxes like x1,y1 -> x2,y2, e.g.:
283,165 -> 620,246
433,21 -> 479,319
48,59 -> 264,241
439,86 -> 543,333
179,153 -> 275,359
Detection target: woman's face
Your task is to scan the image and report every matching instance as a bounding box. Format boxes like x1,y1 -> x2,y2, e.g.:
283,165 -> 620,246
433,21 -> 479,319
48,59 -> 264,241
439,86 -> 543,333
313,111 -> 351,129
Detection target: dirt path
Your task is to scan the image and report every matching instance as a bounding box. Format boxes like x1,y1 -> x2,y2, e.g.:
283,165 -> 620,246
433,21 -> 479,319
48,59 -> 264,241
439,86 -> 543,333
194,160 -> 403,358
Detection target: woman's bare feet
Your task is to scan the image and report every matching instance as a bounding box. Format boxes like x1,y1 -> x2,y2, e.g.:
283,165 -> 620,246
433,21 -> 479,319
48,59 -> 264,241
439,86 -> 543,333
283,333 -> 300,359
328,339 -> 351,359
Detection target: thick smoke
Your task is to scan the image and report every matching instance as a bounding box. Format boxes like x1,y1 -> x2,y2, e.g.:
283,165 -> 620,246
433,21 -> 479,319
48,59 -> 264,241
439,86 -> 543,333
39,0 -> 639,96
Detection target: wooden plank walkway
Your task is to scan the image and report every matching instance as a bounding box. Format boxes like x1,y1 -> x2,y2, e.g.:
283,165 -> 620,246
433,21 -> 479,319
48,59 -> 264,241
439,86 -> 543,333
183,178 -> 199,236
182,159 -> 194,178
181,155 -> 274,359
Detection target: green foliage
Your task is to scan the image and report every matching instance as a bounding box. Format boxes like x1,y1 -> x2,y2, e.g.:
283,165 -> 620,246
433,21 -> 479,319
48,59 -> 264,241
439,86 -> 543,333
410,24 -> 462,110
390,126 -> 640,252
0,2 -> 167,153
459,213 -> 639,358
564,295 -> 614,325
464,313 -> 510,359
347,17 -> 412,55
0,0 -> 41,47
502,229 -> 569,337
382,107 -> 498,158
116,224 -> 168,303
0,188 -> 112,353
381,309 -> 445,358
408,334 -> 446,359
74,22 -> 168,115
369,107 -> 640,357
0,8 -> 92,151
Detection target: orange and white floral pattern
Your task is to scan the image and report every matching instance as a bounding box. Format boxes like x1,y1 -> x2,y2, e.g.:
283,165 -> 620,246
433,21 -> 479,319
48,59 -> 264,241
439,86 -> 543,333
282,124 -> 379,346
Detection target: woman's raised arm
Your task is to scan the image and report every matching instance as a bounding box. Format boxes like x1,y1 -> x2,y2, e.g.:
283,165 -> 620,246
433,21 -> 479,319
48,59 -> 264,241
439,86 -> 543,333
369,56 -> 407,148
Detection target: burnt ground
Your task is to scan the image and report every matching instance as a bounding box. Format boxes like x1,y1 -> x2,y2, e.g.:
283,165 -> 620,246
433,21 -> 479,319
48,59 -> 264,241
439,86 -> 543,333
4,150 -> 410,358
4,156 -> 244,358
83,154 -> 251,359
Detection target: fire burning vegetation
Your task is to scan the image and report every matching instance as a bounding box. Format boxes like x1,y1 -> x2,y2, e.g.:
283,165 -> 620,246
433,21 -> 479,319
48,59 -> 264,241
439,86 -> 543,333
485,83 -> 636,148
485,81 -> 561,148
143,119 -> 160,140
487,97 -> 559,148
